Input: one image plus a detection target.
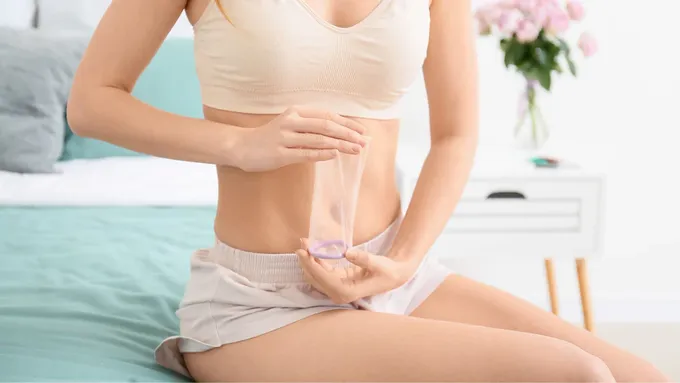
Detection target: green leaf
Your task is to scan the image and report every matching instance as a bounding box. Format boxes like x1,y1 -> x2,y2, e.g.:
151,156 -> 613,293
537,29 -> 546,41
563,49 -> 578,76
503,42 -> 515,67
504,49 -> 513,68
514,44 -> 528,64
553,62 -> 563,74
500,38 -> 510,51
558,38 -> 571,54
505,40 -> 528,69
567,58 -> 577,76
545,39 -> 562,56
519,61 -> 534,73
503,39 -> 516,67
535,69 -> 552,91
534,48 -> 549,68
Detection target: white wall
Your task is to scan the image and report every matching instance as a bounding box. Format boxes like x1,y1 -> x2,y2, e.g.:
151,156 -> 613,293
399,0 -> 680,323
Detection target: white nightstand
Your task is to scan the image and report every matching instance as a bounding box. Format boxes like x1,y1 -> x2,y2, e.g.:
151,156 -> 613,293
396,145 -> 606,331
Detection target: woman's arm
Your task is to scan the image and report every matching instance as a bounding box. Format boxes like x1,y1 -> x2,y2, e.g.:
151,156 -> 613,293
388,0 -> 479,264
68,0 -> 367,169
68,0 -> 244,166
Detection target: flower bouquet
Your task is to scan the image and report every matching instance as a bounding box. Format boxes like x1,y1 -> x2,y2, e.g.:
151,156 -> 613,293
475,0 -> 597,149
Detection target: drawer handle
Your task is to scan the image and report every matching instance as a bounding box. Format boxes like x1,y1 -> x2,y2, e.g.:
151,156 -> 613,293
486,191 -> 526,200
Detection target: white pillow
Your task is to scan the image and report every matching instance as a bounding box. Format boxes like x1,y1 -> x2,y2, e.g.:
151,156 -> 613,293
36,0 -> 193,37
37,0 -> 109,34
0,0 -> 36,29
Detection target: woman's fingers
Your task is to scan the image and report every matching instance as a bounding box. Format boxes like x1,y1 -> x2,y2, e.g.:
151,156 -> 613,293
275,107 -> 369,166
283,132 -> 362,154
280,148 -> 339,165
314,257 -> 336,272
296,118 -> 368,147
296,245 -> 360,304
297,247 -> 323,274
345,249 -> 380,271
301,237 -> 350,275
296,249 -> 330,290
297,248 -> 339,288
292,107 -> 367,135
281,110 -> 367,147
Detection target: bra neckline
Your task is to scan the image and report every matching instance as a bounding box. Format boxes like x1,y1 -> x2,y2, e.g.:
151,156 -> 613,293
293,0 -> 392,34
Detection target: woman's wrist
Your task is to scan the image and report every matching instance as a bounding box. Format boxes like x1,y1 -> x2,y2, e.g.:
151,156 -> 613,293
217,124 -> 249,169
388,246 -> 421,263
388,249 -> 422,282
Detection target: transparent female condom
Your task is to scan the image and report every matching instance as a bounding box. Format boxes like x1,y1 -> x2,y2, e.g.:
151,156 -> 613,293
307,139 -> 371,260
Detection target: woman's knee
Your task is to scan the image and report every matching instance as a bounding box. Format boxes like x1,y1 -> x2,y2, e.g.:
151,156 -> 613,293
549,338 -> 615,383
574,354 -> 616,383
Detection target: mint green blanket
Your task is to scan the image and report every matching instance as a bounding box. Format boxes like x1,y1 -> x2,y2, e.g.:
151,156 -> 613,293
0,207 -> 217,382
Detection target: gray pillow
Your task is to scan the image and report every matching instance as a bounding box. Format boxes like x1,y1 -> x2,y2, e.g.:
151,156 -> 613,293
0,28 -> 87,173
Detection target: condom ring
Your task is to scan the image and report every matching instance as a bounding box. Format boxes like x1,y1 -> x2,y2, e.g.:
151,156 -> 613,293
308,239 -> 349,259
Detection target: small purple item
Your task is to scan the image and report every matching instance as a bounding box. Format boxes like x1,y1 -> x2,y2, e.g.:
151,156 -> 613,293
309,239 -> 348,259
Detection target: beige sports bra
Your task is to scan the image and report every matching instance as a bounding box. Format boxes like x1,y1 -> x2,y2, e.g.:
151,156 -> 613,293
192,0 -> 431,119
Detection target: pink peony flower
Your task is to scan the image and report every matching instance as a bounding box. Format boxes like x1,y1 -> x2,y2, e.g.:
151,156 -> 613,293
529,4 -> 550,27
475,3 -> 504,35
497,9 -> 524,35
566,0 -> 586,21
516,20 -> 541,42
516,0 -> 537,12
546,8 -> 570,34
475,4 -> 501,25
498,0 -> 519,8
541,0 -> 562,7
578,32 -> 598,57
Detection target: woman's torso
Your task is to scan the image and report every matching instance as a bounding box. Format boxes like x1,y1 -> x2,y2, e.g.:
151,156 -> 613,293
184,0 -> 429,253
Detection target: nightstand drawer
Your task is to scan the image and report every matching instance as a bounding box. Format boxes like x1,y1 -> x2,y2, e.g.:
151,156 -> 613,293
460,178 -> 599,201
446,216 -> 580,231
400,177 -> 604,258
396,145 -> 605,259
446,179 -> 598,234
455,200 -> 580,216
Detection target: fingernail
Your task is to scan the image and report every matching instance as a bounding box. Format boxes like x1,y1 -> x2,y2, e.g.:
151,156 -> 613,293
352,145 -> 361,154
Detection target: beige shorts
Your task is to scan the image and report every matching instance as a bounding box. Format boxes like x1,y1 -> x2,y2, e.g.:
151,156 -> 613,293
155,218 -> 451,378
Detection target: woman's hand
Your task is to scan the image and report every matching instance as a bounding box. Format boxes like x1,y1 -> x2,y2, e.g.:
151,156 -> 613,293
233,106 -> 369,172
296,239 -> 420,305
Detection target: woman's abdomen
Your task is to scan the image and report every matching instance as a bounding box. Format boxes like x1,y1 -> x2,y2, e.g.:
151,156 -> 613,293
207,107 -> 402,254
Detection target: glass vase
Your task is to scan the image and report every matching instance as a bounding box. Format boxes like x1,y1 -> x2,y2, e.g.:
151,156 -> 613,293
515,79 -> 549,152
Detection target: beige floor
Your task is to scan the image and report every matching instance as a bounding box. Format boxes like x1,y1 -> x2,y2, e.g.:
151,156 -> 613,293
596,323 -> 680,381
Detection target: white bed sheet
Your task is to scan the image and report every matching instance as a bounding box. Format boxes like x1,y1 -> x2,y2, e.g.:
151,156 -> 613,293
0,157 -> 218,206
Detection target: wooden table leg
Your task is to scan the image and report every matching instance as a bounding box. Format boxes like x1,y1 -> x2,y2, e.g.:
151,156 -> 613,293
544,258 -> 559,315
576,258 -> 594,331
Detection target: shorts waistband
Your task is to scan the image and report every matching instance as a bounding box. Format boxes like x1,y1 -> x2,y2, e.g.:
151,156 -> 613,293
209,217 -> 401,284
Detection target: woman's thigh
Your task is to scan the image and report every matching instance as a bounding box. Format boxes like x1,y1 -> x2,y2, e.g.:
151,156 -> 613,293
411,275 -> 669,382
184,309 -> 613,382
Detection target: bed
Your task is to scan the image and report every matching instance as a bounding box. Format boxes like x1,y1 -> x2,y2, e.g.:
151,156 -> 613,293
0,157 -> 220,382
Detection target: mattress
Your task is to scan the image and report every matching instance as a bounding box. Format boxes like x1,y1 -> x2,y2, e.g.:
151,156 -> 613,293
0,157 -> 219,205
0,157 -> 220,382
